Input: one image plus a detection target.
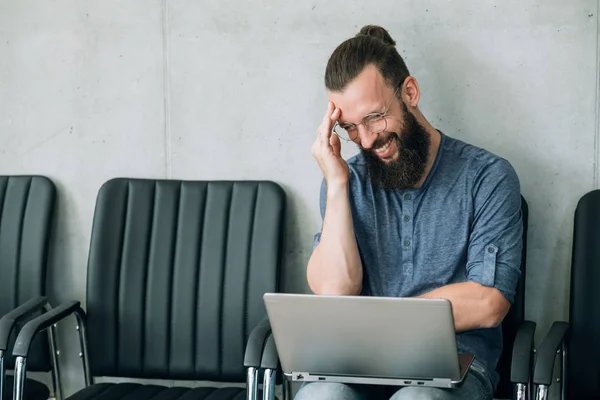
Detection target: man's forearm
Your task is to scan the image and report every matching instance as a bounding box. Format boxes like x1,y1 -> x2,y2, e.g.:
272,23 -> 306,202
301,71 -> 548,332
417,281 -> 510,332
307,183 -> 363,295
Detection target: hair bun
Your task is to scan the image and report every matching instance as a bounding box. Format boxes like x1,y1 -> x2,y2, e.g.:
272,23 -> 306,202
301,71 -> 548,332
356,25 -> 396,46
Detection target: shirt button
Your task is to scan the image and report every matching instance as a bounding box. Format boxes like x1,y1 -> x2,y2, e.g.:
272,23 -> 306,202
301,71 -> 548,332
487,247 -> 495,253
404,193 -> 412,200
404,240 -> 411,247
404,215 -> 410,222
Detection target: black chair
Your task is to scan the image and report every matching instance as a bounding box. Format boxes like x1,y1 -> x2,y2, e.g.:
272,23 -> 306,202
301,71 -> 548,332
531,189 -> 600,400
258,196 -> 536,400
0,176 -> 59,400
495,196 -> 537,400
10,178 -> 286,400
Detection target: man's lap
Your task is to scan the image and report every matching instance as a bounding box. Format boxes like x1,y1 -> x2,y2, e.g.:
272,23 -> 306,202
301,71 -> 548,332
293,364 -> 494,400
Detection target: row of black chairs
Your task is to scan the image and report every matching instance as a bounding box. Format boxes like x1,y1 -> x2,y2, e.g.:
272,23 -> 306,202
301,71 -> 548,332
0,175 -> 598,400
0,176 -> 286,400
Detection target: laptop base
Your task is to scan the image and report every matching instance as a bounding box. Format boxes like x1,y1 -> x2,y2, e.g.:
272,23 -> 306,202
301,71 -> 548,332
288,372 -> 454,388
286,353 -> 475,389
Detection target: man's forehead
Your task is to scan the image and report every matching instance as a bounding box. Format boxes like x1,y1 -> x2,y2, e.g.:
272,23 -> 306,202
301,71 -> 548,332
327,66 -> 389,122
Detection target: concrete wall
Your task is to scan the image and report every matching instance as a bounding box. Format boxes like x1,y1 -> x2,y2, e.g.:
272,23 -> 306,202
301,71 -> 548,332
1,1 -> 598,398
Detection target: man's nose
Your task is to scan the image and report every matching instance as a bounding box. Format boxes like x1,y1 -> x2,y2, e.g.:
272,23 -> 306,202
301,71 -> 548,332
355,124 -> 379,149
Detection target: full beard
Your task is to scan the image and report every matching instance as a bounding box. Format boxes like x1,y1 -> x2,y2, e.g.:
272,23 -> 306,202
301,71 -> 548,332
360,103 -> 431,190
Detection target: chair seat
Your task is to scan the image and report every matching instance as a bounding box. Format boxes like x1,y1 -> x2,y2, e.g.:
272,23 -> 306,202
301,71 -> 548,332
4,377 -> 50,400
66,383 -> 275,400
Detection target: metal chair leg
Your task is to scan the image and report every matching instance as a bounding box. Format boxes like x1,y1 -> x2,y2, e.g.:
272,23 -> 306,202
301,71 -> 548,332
530,348 -> 536,400
536,385 -> 549,400
282,375 -> 291,400
0,351 -> 5,400
13,357 -> 27,400
46,318 -> 63,400
74,309 -> 91,387
561,343 -> 567,400
246,367 -> 259,400
263,368 -> 276,400
516,383 -> 526,400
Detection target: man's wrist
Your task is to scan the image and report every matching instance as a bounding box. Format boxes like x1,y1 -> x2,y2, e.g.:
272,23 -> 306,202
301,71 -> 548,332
326,181 -> 349,200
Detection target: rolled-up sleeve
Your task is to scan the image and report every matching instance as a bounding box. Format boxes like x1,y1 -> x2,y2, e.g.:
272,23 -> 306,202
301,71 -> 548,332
466,158 -> 523,304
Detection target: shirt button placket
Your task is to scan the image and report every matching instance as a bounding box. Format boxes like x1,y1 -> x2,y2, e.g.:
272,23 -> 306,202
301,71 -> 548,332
402,192 -> 414,276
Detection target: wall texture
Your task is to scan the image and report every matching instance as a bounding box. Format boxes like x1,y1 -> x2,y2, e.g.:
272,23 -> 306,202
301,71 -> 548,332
1,1 -> 598,399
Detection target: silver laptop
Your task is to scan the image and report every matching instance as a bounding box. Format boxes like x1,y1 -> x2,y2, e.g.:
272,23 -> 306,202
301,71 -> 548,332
263,293 -> 474,389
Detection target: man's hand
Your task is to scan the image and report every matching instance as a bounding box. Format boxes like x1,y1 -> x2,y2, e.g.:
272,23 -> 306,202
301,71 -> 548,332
311,101 -> 349,189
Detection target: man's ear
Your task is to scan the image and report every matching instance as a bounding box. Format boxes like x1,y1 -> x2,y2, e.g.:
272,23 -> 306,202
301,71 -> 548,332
402,76 -> 420,108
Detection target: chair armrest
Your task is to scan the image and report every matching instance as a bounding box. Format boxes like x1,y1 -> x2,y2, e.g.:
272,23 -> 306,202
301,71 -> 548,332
12,301 -> 81,358
260,334 -> 279,370
0,296 -> 49,351
533,321 -> 569,386
244,316 -> 272,368
510,320 -> 536,384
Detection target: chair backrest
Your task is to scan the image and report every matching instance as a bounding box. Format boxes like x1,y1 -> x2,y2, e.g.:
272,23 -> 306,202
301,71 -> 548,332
495,195 -> 529,398
0,176 -> 55,372
85,178 -> 286,382
567,189 -> 600,398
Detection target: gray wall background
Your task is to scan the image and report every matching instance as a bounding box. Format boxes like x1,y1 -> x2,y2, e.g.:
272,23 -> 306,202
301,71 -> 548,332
1,1 -> 598,399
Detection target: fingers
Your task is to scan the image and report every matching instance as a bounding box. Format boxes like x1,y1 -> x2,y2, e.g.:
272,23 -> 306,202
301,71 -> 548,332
317,102 -> 333,138
322,101 -> 334,123
330,131 -> 341,157
330,107 -> 340,123
319,106 -> 340,141
315,102 -> 342,159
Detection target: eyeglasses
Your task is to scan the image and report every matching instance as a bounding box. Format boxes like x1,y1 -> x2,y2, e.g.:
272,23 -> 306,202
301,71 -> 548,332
332,84 -> 401,142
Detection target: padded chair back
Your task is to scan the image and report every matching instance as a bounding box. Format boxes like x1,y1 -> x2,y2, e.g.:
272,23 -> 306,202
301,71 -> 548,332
85,179 -> 285,382
0,176 -> 55,372
567,189 -> 600,398
495,195 -> 529,398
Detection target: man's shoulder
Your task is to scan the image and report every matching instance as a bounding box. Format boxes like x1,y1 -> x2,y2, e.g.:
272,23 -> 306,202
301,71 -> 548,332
441,134 -> 521,214
441,134 -> 518,182
443,134 -> 503,166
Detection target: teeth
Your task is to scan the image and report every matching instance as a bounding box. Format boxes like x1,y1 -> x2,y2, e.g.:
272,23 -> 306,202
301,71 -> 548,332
375,138 -> 392,153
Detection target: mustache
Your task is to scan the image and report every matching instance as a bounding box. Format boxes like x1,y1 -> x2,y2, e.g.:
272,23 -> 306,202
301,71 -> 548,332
360,132 -> 399,152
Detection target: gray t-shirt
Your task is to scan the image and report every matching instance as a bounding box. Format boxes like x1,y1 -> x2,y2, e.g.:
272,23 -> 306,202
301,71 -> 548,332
313,132 -> 523,387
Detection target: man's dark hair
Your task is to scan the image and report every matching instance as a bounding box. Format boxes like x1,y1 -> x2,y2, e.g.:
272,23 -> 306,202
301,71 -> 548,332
325,25 -> 410,93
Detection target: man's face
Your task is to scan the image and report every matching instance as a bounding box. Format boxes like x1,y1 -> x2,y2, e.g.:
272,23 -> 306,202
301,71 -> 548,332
328,65 -> 430,190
